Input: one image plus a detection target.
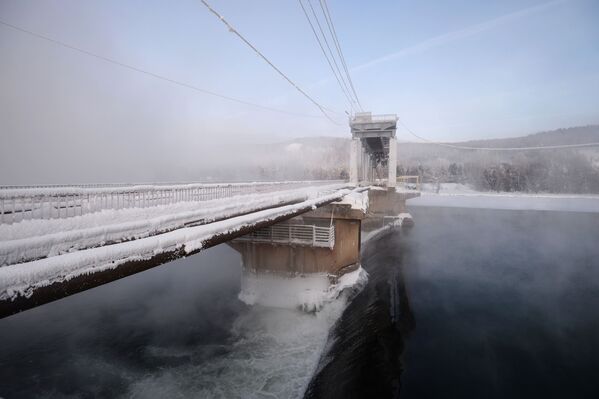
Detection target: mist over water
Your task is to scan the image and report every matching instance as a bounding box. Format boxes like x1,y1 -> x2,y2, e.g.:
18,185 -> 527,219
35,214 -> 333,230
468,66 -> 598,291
1,207 -> 599,398
0,244 -> 349,398
398,207 -> 599,398
0,245 -> 244,397
305,206 -> 599,398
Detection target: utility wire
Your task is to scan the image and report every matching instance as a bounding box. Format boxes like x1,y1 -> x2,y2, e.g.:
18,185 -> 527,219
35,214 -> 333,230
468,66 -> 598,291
305,0 -> 359,112
319,0 -> 363,111
199,0 -> 341,124
298,0 -> 356,113
304,0 -> 357,111
398,119 -> 599,151
0,19 -> 334,120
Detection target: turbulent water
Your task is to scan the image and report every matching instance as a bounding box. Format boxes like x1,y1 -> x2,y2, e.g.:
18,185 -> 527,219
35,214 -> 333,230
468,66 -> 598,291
1,206 -> 599,398
0,246 -> 350,398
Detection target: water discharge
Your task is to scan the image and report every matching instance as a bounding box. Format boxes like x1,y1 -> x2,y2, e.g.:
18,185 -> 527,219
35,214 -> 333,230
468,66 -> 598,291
0,244 -> 360,398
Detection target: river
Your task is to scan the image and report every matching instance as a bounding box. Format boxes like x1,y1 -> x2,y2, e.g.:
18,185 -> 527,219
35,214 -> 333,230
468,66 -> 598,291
1,206 -> 598,398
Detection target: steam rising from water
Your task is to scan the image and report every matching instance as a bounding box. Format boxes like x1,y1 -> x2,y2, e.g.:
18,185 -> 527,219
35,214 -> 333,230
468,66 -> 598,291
0,244 -> 356,398
125,303 -> 347,398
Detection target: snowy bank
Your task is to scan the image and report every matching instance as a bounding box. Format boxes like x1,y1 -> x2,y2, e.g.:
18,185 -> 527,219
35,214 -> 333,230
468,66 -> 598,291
409,192 -> 599,213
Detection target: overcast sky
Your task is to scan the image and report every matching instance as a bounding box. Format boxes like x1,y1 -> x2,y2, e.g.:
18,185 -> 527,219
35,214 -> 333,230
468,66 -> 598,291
1,0 -> 598,183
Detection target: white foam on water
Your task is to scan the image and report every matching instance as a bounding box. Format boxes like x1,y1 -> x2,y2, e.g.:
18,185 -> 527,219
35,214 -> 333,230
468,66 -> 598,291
238,267 -> 367,312
123,268 -> 368,399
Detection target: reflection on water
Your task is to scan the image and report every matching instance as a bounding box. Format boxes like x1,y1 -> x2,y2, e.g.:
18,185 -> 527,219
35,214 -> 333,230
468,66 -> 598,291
307,207 -> 599,398
305,228 -> 414,398
400,207 -> 599,398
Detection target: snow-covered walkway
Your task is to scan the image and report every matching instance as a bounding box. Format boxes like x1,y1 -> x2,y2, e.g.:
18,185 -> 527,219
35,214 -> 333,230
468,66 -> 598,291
0,184 -> 348,266
0,184 -> 355,302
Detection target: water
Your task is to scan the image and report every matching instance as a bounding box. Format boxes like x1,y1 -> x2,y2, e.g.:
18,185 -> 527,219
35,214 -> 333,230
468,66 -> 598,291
2,207 -> 599,398
0,245 -> 347,398
307,207 -> 599,398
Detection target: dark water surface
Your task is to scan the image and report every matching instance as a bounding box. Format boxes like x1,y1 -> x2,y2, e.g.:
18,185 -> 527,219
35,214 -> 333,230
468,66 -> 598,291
0,246 -> 246,398
307,207 -> 599,398
1,207 -> 599,398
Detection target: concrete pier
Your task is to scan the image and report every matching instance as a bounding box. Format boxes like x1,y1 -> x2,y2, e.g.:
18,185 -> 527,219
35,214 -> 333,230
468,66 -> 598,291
230,201 -> 365,277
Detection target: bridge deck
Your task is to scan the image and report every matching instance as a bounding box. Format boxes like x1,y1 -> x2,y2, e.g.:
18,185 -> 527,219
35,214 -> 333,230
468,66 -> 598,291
0,182 -> 357,317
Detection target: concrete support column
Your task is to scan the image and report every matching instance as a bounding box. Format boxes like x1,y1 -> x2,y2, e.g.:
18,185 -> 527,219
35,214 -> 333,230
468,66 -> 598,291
362,148 -> 368,181
371,157 -> 375,182
388,137 -> 397,188
349,138 -> 359,184
369,157 -> 374,183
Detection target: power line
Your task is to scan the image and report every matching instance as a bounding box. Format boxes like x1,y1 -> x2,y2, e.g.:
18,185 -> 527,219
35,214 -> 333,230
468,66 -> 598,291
298,0 -> 357,113
298,0 -> 355,113
0,19 -> 334,121
199,0 -> 341,124
398,119 -> 599,151
319,0 -> 364,111
307,0 -> 360,113
304,0 -> 358,111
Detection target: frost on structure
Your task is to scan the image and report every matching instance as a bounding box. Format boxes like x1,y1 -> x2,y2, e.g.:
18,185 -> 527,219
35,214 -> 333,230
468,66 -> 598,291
334,189 -> 369,213
0,187 -> 356,302
239,266 -> 368,312
0,184 -> 348,266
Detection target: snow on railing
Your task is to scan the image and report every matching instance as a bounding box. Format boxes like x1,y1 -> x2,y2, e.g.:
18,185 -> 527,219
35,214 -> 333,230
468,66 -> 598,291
0,180 -> 345,224
370,114 -> 398,123
351,113 -> 397,124
234,223 -> 335,249
397,175 -> 420,191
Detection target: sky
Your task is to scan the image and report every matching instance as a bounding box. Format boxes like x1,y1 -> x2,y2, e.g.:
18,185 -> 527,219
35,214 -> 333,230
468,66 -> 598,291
1,0 -> 598,183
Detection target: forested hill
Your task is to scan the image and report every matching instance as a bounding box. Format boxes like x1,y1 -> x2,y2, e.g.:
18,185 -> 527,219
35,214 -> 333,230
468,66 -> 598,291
395,125 -> 599,164
203,125 -> 599,193
267,125 -> 599,194
454,125 -> 599,148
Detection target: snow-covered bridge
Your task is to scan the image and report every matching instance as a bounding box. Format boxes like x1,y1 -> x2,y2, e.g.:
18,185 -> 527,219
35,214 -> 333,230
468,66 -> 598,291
0,180 -> 366,317
0,113 -> 418,317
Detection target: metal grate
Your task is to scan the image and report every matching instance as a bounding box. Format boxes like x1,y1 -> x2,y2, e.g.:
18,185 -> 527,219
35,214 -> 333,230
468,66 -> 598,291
235,223 -> 335,249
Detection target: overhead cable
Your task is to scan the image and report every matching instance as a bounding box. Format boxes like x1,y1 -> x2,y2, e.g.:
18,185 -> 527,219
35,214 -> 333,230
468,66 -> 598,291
0,19 -> 333,120
319,0 -> 364,111
298,0 -> 357,113
200,0 -> 341,124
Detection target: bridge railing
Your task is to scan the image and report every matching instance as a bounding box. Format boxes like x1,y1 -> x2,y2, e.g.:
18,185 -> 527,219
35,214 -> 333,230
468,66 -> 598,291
351,113 -> 397,124
397,175 -> 420,191
0,180 -> 345,225
234,223 -> 335,249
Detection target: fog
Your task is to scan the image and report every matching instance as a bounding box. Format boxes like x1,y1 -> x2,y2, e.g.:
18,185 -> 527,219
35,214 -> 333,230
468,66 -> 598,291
0,244 -> 347,398
398,207 -> 599,397
0,1 -> 345,185
0,245 -> 245,396
1,203 -> 599,397
308,206 -> 599,397
2,0 -> 599,185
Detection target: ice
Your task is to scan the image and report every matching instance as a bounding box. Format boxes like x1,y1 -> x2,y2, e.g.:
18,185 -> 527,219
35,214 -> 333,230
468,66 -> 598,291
0,187 -> 358,301
0,184 -> 349,266
238,267 -> 368,312
333,188 -> 369,212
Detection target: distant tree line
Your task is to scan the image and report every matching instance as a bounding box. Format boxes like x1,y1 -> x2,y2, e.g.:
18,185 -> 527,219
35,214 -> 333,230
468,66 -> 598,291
399,150 -> 599,194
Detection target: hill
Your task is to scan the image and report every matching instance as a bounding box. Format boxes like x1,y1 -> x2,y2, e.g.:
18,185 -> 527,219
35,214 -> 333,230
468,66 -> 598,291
245,125 -> 599,193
